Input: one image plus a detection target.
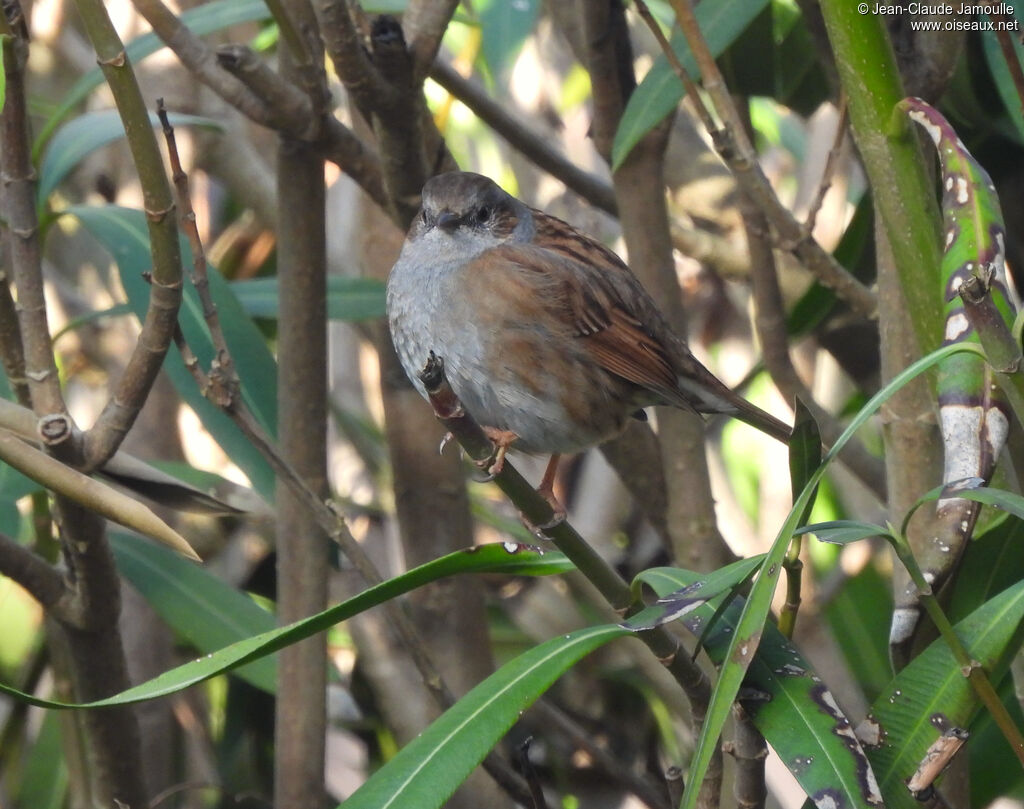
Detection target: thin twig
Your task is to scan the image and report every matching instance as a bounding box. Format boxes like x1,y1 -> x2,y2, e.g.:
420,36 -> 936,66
74,0 -> 184,470
429,61 -> 619,215
128,0 -> 389,211
639,0 -> 877,320
803,97 -> 848,236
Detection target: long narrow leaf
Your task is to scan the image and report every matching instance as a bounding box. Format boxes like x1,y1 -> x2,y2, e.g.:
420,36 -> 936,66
0,543 -> 572,709
680,341 -> 979,809
865,580 -> 1024,809
638,567 -> 884,809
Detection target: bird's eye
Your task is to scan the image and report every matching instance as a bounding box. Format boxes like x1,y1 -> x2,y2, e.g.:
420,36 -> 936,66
475,206 -> 491,224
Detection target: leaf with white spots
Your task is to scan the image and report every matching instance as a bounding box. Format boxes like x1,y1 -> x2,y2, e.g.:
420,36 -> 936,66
639,567 -> 885,809
899,97 -> 1019,568
865,580 -> 1024,809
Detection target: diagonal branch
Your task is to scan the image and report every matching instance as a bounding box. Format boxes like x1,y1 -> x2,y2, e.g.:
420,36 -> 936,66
636,0 -> 878,321
129,0 -> 389,210
73,0 -> 183,470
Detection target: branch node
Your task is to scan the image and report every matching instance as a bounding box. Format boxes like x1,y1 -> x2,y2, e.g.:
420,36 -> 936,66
96,49 -> 127,68
38,412 -> 72,445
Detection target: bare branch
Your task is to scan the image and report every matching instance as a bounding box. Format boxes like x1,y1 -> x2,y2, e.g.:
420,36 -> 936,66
429,61 -> 619,215
402,0 -> 460,81
73,0 -> 184,470
1,11 -> 65,417
638,0 -> 878,320
129,0 -> 390,210
0,530 -> 67,610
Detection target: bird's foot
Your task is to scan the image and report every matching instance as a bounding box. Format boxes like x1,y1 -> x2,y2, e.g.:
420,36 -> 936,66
477,427 -> 519,480
522,454 -> 566,535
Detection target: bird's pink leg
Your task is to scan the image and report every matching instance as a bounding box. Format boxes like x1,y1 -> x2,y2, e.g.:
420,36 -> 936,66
480,427 -> 519,477
527,453 -> 567,531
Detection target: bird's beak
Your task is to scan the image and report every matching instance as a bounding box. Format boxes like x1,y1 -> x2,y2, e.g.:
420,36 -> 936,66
437,210 -> 460,231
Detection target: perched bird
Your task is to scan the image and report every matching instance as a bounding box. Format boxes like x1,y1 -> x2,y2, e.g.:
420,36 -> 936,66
387,171 -> 790,511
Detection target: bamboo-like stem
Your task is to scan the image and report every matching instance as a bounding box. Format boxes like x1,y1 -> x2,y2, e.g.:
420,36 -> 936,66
273,14 -> 330,803
818,0 -> 944,348
1,9 -> 65,418
73,0 -> 184,470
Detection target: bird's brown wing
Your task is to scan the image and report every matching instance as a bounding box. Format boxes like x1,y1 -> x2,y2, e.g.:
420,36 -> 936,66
475,242 -> 691,408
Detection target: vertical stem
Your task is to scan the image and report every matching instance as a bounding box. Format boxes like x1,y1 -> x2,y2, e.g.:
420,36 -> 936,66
818,0 -> 944,350
273,33 -> 329,809
1,13 -> 63,416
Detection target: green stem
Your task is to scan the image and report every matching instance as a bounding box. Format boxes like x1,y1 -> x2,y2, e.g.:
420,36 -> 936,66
959,274 -> 1024,428
818,0 -> 944,352
777,538 -> 802,639
891,532 -> 1024,765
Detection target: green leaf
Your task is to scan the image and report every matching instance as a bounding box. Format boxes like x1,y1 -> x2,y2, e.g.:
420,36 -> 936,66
14,711 -> 67,809
639,566 -> 884,809
866,581 -> 1024,809
35,0 -> 271,158
982,0 -> 1024,142
66,204 -> 278,501
903,480 -> 1024,536
612,0 -> 770,170
631,555 -> 765,630
340,620 -> 631,809
796,520 -> 890,546
110,531 -> 278,693
0,543 -> 573,709
0,37 -> 7,114
950,516 -> 1024,622
789,397 -> 821,506
477,0 -> 540,83
230,276 -> 386,321
39,110 -> 223,205
678,340 -> 981,809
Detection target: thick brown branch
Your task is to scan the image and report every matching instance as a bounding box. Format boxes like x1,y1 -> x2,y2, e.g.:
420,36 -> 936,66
1,25 -> 65,418
0,530 -> 67,610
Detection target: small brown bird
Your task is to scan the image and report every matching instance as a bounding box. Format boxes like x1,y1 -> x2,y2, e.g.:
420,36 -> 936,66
387,172 -> 790,509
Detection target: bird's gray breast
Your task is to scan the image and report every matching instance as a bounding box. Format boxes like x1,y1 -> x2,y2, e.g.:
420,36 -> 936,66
386,229 -> 492,401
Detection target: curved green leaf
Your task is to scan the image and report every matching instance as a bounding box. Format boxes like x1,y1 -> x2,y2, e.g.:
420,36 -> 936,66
638,565 -> 884,809
39,110 -> 223,205
612,0 -> 769,170
110,531 -> 277,693
339,622 -> 630,809
865,580 -> 1024,809
679,341 -> 981,809
796,520 -> 890,546
66,204 -> 278,501
0,542 -> 572,709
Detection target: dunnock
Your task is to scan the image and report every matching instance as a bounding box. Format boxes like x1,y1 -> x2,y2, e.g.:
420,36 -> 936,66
387,171 -> 790,507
